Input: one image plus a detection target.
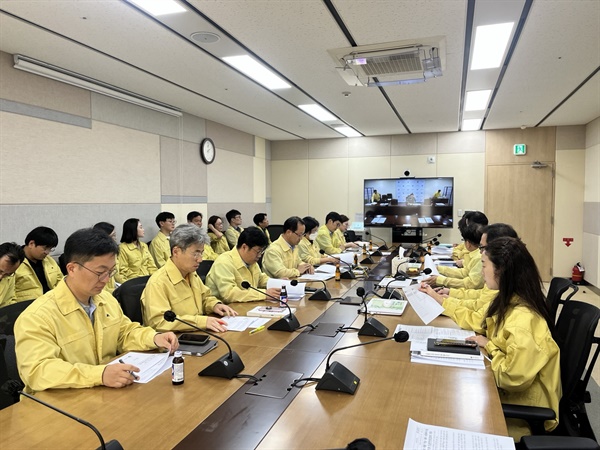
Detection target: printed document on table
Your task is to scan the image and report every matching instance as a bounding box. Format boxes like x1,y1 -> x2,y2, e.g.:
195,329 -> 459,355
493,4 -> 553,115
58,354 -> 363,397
267,279 -> 306,300
403,419 -> 515,450
299,272 -> 334,281
423,255 -> 439,275
220,316 -> 270,331
403,285 -> 444,324
110,352 -> 173,384
377,276 -> 412,288
333,252 -> 354,266
315,264 -> 336,274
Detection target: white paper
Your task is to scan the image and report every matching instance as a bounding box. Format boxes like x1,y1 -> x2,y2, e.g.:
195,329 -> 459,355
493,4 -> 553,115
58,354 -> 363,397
332,252 -> 355,266
431,246 -> 453,255
423,255 -> 439,276
402,285 -> 445,324
394,324 -> 475,343
377,276 -> 412,288
298,272 -> 334,281
403,419 -> 515,450
220,316 -> 270,331
315,264 -> 336,274
110,352 -> 173,384
267,279 -> 306,300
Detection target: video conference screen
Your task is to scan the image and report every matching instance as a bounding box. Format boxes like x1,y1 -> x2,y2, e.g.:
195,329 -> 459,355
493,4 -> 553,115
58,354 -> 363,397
364,177 -> 454,228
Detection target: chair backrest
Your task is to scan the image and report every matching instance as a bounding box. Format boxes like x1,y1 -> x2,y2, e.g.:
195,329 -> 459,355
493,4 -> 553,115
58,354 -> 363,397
0,336 -> 23,410
112,276 -> 150,325
196,260 -> 214,283
0,300 -> 35,336
546,277 -> 578,322
267,225 -> 284,242
344,230 -> 358,242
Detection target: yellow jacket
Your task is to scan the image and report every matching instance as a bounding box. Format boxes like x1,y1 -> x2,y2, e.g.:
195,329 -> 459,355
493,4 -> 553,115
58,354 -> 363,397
224,226 -> 243,249
262,236 -> 301,278
315,225 -> 343,255
205,248 -> 270,303
202,244 -> 219,261
443,285 -> 499,316
14,256 -> 63,302
449,295 -> 561,433
14,279 -> 158,391
436,248 -> 483,289
0,276 -> 16,308
141,259 -> 221,332
335,229 -> 347,247
260,227 -> 272,245
209,232 -> 230,255
149,232 -> 171,268
117,242 -> 157,282
298,237 -> 321,265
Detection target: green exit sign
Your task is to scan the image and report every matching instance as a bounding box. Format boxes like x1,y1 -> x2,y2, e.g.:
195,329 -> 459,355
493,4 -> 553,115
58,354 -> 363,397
513,144 -> 527,155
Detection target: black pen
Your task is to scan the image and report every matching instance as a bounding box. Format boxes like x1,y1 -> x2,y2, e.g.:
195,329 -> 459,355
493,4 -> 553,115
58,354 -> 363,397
119,358 -> 139,380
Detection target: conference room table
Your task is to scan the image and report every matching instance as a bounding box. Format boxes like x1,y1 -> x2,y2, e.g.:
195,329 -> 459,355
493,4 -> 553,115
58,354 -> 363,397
0,255 -> 508,449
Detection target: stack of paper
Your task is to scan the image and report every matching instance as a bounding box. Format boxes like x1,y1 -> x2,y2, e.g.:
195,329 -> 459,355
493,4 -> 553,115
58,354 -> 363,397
220,316 -> 270,331
366,298 -> 408,316
402,285 -> 444,324
109,352 -> 173,383
247,306 -> 296,318
267,279 -> 305,300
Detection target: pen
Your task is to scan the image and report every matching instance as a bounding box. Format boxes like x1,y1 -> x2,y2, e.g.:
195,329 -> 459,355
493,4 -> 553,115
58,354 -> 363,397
119,359 -> 139,380
249,325 -> 265,335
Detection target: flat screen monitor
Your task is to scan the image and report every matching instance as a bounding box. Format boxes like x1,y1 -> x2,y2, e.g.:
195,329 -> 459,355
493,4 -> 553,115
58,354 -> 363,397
364,177 -> 454,228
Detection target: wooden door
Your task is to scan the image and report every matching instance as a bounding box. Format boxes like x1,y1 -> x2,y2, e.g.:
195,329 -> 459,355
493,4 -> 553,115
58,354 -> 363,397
486,163 -> 555,280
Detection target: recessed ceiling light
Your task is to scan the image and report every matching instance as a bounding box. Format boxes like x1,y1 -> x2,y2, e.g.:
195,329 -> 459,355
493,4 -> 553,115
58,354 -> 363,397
334,126 -> 361,137
298,104 -> 337,122
128,0 -> 186,16
222,55 -> 290,90
471,22 -> 514,70
462,119 -> 482,131
465,90 -> 492,111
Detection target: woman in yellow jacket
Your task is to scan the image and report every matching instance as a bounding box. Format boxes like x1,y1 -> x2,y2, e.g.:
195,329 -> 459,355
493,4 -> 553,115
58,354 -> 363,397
117,218 -> 157,282
298,216 -> 339,266
207,215 -> 230,255
445,237 -> 561,441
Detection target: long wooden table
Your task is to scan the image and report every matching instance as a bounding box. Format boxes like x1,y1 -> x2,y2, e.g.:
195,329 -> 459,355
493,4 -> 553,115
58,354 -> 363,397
0,258 -> 507,449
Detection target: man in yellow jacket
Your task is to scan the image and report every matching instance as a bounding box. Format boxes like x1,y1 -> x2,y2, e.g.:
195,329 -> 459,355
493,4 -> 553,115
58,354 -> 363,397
149,211 -> 176,268
14,228 -> 178,392
141,224 -> 237,333
262,216 -> 314,279
14,226 -> 63,302
224,209 -> 244,249
315,212 -> 344,255
0,242 -> 25,308
253,213 -> 272,245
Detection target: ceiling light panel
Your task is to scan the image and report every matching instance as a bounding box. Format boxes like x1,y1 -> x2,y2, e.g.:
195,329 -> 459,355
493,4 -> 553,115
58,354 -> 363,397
222,55 -> 291,90
462,119 -> 482,131
127,0 -> 186,16
465,90 -> 492,111
298,104 -> 337,122
334,126 -> 362,137
471,22 -> 514,70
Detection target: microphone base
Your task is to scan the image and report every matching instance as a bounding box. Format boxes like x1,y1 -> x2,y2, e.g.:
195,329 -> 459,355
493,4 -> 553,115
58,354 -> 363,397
268,314 -> 301,332
371,250 -> 382,256
358,317 -> 389,337
198,351 -> 245,379
97,440 -> 124,450
315,361 -> 360,395
382,290 -> 403,300
378,245 -> 388,251
340,270 -> 356,280
309,289 -> 331,301
360,257 -> 374,264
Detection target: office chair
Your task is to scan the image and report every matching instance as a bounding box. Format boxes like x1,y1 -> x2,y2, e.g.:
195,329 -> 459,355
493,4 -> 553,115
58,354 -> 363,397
502,301 -> 600,442
112,276 -> 150,325
545,277 -> 578,323
0,300 -> 34,336
267,225 -> 284,242
520,435 -> 600,450
344,230 -> 358,242
196,260 -> 214,283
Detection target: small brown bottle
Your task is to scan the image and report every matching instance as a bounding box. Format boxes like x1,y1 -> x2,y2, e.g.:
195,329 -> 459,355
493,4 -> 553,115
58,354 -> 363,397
353,254 -> 358,266
335,263 -> 341,281
369,240 -> 373,251
172,350 -> 184,385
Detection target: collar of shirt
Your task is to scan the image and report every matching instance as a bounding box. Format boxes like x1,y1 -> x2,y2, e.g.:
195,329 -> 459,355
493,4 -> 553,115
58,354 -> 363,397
78,297 -> 96,324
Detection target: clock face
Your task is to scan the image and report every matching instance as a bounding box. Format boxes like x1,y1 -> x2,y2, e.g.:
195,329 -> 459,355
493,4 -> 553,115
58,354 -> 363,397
200,138 -> 215,164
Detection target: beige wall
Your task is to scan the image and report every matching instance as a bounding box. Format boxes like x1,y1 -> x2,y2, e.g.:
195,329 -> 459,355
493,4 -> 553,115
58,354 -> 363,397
583,118 -> 600,286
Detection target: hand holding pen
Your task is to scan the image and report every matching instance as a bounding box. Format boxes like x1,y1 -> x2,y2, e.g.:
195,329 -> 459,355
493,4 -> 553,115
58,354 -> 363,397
102,360 -> 140,388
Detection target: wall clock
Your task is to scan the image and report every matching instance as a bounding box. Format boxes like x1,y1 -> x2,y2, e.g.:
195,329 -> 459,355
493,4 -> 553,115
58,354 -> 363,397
200,138 -> 216,164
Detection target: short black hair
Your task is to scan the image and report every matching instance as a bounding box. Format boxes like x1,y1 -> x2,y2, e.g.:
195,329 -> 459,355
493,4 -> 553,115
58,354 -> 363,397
155,211 -> 175,228
237,226 -> 268,249
283,216 -> 304,233
24,226 -> 58,248
302,216 -> 319,233
187,211 -> 202,222
120,218 -> 140,244
208,215 -> 221,227
461,222 -> 483,246
0,242 -> 25,265
64,228 -> 119,264
253,213 -> 267,226
325,212 -> 341,224
482,223 -> 519,243
226,209 -> 241,224
469,211 -> 489,226
93,222 -> 115,235
339,214 -> 349,223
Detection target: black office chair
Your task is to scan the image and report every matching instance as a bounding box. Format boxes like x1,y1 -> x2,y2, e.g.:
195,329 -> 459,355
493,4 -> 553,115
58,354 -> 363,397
196,260 -> 214,283
0,300 -> 35,336
520,435 -> 600,450
502,301 -> 600,441
267,225 -> 284,242
545,277 -> 578,322
112,276 -> 150,325
344,230 -> 359,242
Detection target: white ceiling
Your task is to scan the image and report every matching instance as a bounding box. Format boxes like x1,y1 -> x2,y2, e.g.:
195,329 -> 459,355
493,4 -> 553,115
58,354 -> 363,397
0,0 -> 598,141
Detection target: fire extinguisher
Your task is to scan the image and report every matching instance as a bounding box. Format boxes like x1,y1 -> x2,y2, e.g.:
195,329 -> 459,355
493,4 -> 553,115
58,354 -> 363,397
572,262 -> 585,285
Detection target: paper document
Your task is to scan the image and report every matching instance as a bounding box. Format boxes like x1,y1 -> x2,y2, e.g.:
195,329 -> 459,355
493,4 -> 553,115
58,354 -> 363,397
366,298 -> 408,316
299,272 -> 334,282
220,316 -> 270,331
110,352 -> 173,384
377,276 -> 412,288
267,279 -> 305,300
402,285 -> 444,324
315,264 -> 336,274
431,246 -> 453,255
394,324 -> 475,343
247,306 -> 296,318
332,252 -> 354,266
403,419 -> 514,450
423,255 -> 439,276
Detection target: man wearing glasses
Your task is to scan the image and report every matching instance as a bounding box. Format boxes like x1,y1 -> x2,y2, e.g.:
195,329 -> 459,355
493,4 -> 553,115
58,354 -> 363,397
141,224 -> 237,333
262,216 -> 314,279
206,227 -> 280,303
149,211 -> 176,268
0,242 -> 26,308
14,228 -> 178,391
14,226 -> 63,301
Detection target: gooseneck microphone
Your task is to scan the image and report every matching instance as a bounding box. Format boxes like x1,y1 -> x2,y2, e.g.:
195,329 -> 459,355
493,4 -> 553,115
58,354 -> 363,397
381,277 -> 404,300
319,249 -> 356,279
364,230 -> 388,251
240,281 -> 300,332
315,331 -> 409,394
356,287 -> 389,337
360,246 -> 375,265
422,233 -> 442,244
291,278 -> 331,301
163,311 -> 244,379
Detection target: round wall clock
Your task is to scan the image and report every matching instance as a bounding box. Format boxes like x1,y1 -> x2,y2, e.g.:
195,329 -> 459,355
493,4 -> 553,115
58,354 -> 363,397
200,138 -> 216,164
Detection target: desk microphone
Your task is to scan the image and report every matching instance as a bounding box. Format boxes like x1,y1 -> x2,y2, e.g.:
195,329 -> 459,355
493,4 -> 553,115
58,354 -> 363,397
315,331 -> 409,394
355,287 -> 389,337
364,230 -> 388,252
163,311 -> 244,379
360,246 -> 375,265
290,279 -> 330,301
422,233 -> 442,243
0,381 -> 122,450
319,250 -> 355,279
240,281 -> 300,331
381,277 -> 404,300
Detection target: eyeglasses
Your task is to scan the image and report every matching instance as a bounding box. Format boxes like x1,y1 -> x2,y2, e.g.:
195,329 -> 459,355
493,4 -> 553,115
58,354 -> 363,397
39,245 -> 56,253
76,262 -> 117,280
166,219 -> 177,224
250,247 -> 265,257
293,231 -> 304,238
478,245 -> 487,252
